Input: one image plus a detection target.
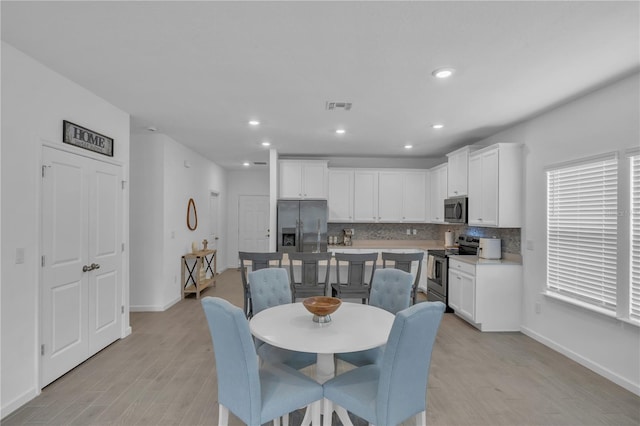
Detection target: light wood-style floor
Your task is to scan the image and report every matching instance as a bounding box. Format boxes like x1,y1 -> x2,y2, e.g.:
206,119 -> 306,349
3,269 -> 639,426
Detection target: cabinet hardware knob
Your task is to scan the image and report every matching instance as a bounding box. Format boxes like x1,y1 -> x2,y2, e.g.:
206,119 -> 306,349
91,263 -> 100,270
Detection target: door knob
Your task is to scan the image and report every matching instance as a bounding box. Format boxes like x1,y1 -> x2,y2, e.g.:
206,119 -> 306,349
90,263 -> 100,270
82,265 -> 92,272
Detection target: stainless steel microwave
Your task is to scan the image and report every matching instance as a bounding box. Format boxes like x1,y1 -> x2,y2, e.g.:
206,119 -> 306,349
444,197 -> 467,223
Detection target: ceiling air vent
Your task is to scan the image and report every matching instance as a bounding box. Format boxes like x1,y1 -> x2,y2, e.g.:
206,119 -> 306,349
325,101 -> 352,111
253,161 -> 267,166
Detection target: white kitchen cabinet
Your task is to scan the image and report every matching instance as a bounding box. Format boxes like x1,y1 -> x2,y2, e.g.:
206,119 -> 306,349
429,163 -> 448,223
448,263 -> 475,320
448,257 -> 522,331
468,143 -> 522,227
328,169 -> 354,222
352,169 -> 427,223
279,160 -> 328,199
446,146 -> 480,197
353,170 -> 379,222
402,171 -> 428,222
378,171 -> 404,222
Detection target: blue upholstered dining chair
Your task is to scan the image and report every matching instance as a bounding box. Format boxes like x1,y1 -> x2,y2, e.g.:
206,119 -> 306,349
201,297 -> 322,426
336,268 -> 413,367
239,251 -> 283,318
248,268 -> 316,370
324,301 -> 445,426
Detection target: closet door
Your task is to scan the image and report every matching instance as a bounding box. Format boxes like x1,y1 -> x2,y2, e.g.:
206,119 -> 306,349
89,160 -> 123,354
41,146 -> 122,385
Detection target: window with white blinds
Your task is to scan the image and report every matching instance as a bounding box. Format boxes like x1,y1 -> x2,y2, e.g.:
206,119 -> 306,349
630,154 -> 640,322
546,154 -> 618,311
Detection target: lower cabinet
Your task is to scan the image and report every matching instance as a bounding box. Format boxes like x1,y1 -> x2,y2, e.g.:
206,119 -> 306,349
448,265 -> 475,320
448,258 -> 522,331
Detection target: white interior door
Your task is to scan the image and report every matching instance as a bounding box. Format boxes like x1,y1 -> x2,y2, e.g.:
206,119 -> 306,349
238,195 -> 270,252
209,191 -> 220,250
41,146 -> 122,386
88,161 -> 122,354
41,147 -> 90,386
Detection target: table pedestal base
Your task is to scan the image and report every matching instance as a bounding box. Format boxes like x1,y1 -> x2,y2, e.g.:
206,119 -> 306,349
300,353 -> 353,426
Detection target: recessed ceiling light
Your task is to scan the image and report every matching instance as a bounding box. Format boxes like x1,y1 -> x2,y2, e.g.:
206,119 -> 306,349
242,162 -> 251,167
147,126 -> 157,132
404,144 -> 413,149
261,141 -> 271,147
431,124 -> 444,129
249,120 -> 260,126
336,129 -> 346,134
432,68 -> 455,79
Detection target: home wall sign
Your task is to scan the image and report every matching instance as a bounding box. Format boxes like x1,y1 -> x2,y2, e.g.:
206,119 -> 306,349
63,120 -> 114,157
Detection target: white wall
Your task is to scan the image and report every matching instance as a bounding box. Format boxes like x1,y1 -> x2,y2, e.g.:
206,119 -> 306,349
1,42 -> 131,416
130,135 -> 165,309
477,73 -> 640,394
226,168 -> 270,269
163,137 -> 227,305
130,133 -> 227,311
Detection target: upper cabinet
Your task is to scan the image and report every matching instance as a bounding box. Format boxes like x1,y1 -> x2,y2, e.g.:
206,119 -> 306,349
328,169 -> 354,222
351,169 -> 427,223
353,170 -> 379,222
468,143 -> 522,228
429,163 -> 448,223
446,146 -> 480,197
378,171 -> 404,222
279,160 -> 328,199
401,170 -> 428,222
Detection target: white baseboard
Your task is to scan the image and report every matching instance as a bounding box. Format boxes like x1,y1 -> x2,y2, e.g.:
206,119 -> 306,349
129,304 -> 165,312
130,296 -> 180,312
521,326 -> 640,396
1,387 -> 39,420
163,296 -> 181,310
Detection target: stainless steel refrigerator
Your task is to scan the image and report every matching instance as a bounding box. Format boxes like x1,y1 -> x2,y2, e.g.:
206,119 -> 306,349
277,200 -> 328,253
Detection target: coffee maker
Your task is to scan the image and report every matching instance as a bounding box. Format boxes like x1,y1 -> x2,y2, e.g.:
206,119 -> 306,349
343,228 -> 353,246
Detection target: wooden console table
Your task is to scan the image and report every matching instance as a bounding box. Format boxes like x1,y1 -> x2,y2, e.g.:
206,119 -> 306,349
181,249 -> 217,299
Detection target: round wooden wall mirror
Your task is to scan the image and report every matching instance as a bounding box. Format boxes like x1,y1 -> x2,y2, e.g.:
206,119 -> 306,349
187,198 -> 198,230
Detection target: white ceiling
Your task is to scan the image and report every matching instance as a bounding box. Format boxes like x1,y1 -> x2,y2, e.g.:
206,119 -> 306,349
2,1 -> 638,169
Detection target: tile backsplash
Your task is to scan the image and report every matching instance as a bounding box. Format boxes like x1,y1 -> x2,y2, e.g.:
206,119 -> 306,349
327,223 -> 521,254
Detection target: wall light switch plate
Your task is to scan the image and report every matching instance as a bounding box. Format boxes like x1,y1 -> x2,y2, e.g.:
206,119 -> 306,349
526,240 -> 534,250
16,248 -> 25,264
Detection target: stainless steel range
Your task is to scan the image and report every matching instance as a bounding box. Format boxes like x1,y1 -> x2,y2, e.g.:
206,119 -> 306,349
426,235 -> 479,311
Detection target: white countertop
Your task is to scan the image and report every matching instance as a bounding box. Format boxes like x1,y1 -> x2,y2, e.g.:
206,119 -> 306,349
448,254 -> 522,265
287,239 -> 523,264
328,239 -> 444,251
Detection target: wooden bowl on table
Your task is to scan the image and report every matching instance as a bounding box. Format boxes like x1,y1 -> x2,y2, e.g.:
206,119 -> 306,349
303,296 -> 341,323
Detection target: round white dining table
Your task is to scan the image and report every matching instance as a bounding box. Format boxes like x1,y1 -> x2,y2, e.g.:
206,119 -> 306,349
250,302 -> 394,426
